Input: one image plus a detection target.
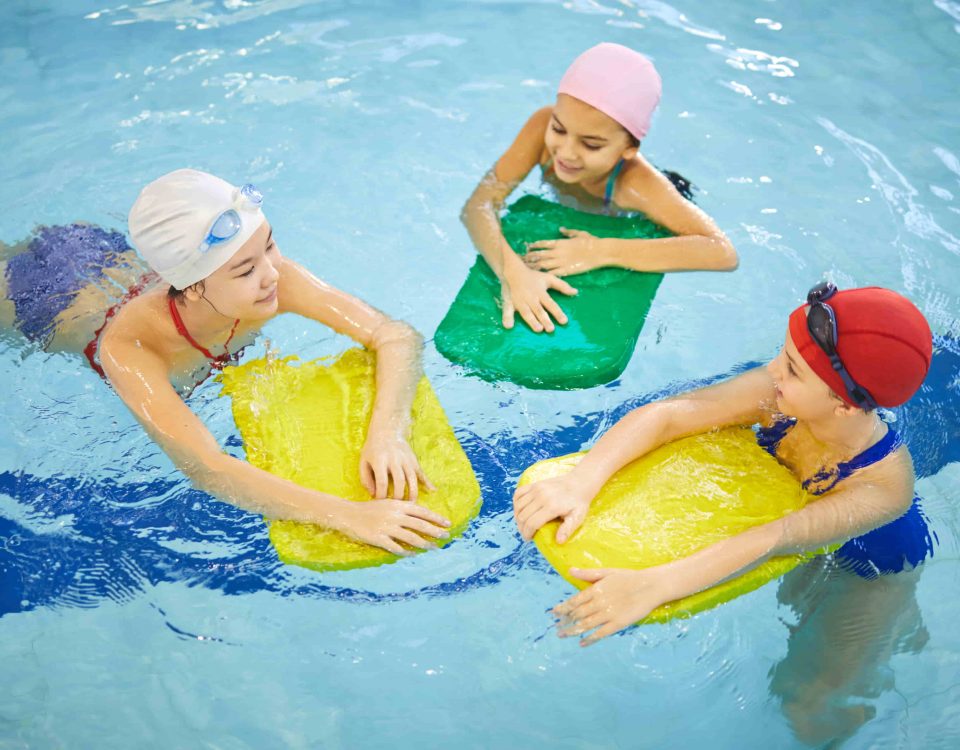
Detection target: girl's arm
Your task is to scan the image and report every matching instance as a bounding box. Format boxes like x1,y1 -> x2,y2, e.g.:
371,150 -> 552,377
461,107 -> 577,333
99,338 -> 450,555
514,366 -> 775,542
554,446 -> 915,646
277,258 -> 435,501
525,156 -> 738,275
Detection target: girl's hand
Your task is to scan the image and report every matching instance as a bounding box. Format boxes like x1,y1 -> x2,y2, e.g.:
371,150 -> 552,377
524,228 -> 604,277
338,498 -> 451,556
500,261 -> 577,333
553,567 -> 671,646
512,474 -> 594,543
360,431 -> 437,501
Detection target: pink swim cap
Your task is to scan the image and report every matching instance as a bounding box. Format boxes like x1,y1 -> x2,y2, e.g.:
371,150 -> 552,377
558,43 -> 662,141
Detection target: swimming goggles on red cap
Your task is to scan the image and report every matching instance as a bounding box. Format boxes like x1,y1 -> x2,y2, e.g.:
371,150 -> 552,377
806,281 -> 878,410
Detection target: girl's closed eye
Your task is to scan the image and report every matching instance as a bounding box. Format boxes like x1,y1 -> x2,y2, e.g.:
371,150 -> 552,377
239,266 -> 255,278
582,141 -> 602,151
551,124 -> 566,135
787,363 -> 797,377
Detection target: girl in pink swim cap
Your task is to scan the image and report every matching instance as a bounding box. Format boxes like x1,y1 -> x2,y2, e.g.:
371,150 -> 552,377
462,43 -> 738,334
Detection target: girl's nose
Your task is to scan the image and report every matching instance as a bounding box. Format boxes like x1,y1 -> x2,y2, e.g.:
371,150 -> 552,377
767,351 -> 783,379
264,258 -> 281,285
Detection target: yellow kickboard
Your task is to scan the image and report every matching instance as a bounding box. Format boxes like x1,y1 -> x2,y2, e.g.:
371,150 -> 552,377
219,348 -> 481,571
518,427 -> 828,624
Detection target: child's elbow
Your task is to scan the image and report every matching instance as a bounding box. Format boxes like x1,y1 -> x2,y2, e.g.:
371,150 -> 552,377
712,238 -> 739,272
459,199 -> 473,227
371,319 -> 423,351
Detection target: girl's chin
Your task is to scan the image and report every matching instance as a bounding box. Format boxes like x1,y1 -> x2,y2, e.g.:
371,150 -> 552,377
242,300 -> 278,320
552,169 -> 581,184
774,392 -> 796,416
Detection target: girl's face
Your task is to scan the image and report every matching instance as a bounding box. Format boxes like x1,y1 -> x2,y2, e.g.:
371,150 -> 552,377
767,328 -> 852,421
189,221 -> 282,320
544,93 -> 638,185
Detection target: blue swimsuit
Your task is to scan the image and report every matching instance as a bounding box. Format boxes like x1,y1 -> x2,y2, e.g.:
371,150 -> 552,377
756,419 -> 936,579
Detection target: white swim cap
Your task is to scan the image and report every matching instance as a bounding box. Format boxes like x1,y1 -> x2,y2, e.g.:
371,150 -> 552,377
128,168 -> 266,290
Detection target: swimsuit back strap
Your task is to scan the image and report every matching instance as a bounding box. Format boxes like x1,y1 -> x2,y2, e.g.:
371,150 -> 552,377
802,425 -> 903,495
604,158 -> 625,208
832,426 -> 903,484
83,272 -> 158,379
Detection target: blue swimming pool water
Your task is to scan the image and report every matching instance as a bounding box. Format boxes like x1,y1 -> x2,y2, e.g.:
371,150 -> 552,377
2,1 -> 959,747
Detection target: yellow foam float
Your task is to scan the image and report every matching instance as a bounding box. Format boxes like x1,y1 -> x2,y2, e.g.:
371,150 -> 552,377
219,348 -> 481,571
518,427 -> 832,624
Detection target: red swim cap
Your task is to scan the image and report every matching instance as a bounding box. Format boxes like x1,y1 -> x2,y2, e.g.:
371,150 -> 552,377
788,287 -> 932,408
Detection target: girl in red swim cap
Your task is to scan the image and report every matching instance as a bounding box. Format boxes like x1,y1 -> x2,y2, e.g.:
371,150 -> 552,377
514,282 -> 934,645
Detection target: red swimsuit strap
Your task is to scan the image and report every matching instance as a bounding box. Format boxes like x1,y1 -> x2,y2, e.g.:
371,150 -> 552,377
84,272 -> 159,378
167,296 -> 240,366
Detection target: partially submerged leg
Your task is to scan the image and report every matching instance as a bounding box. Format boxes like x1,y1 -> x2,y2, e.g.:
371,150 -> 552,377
770,559 -> 926,747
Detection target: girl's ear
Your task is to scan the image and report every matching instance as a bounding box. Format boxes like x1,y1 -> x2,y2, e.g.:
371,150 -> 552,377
622,144 -> 639,161
183,282 -> 205,303
833,398 -> 862,418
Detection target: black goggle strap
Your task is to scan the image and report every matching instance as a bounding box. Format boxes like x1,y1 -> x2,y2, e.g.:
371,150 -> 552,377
806,301 -> 878,410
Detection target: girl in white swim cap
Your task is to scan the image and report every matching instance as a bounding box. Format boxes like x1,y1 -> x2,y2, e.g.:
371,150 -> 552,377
462,43 -> 738,333
93,168 -> 450,556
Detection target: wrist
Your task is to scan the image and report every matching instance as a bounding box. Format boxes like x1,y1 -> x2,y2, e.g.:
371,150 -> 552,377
321,496 -> 356,534
564,469 -> 601,508
594,237 -> 615,267
367,413 -> 409,441
500,248 -> 526,279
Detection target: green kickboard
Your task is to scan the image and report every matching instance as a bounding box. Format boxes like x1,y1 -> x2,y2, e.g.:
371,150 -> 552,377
435,195 -> 673,390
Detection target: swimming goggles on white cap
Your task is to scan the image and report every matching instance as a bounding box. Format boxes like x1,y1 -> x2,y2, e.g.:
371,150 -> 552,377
198,183 -> 263,254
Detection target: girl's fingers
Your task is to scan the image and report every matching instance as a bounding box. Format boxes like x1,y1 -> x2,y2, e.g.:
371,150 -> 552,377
373,463 -> 388,499
400,516 -> 450,540
522,506 -> 562,540
513,484 -> 533,504
553,587 -> 594,617
360,461 -> 375,495
514,494 -> 544,528
501,295 -> 516,329
559,611 -> 606,638
566,597 -> 603,624
403,464 -> 418,502
533,303 -> 556,333
390,462 -> 406,501
581,621 -> 623,647
405,502 -> 451,528
391,528 -> 436,551
540,295 -> 568,326
518,304 -> 544,333
377,537 -> 409,556
549,276 -> 578,296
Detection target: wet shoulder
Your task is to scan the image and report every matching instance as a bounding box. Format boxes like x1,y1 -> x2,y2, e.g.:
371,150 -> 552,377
99,286 -> 175,358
